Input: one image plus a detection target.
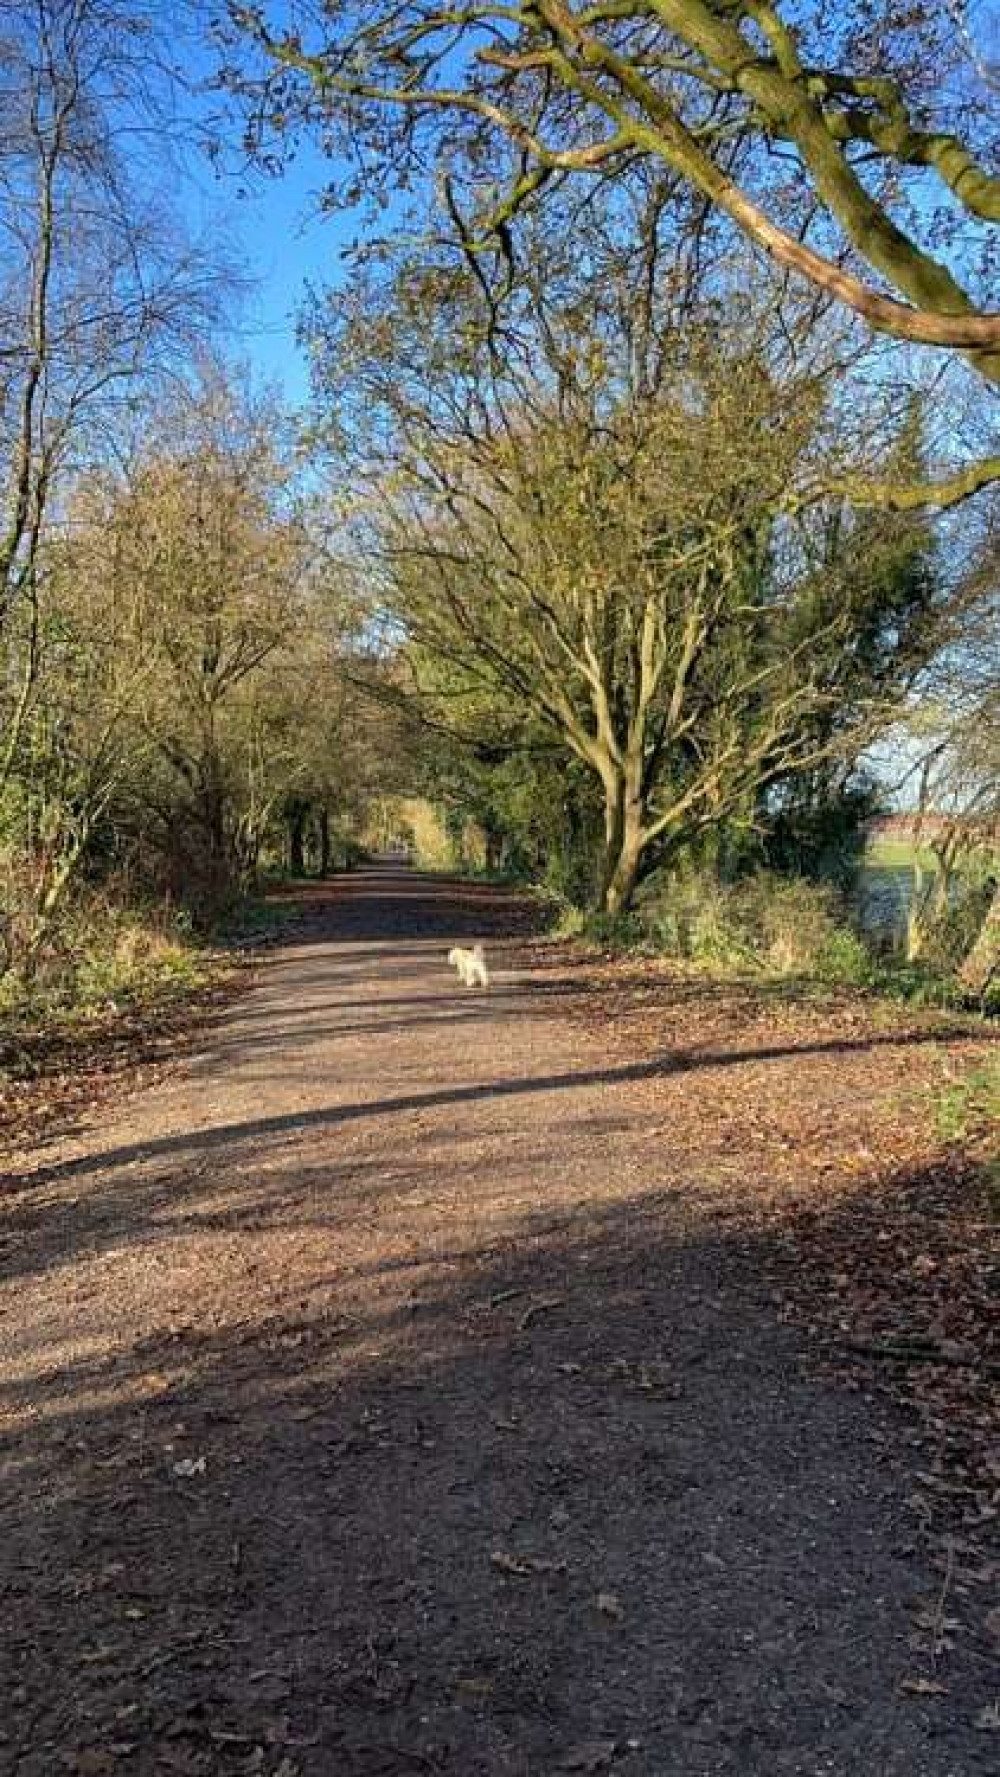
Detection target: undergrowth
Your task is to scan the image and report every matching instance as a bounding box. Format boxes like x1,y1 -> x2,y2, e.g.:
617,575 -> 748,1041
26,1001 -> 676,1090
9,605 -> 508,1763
579,872 -> 874,987
938,1056 -> 1000,1142
554,869 -> 999,1014
937,1055 -> 1000,1208
0,897 -> 223,1032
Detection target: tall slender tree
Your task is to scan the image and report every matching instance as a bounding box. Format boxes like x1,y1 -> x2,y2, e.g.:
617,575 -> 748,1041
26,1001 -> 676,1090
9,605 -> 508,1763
0,0 -> 225,782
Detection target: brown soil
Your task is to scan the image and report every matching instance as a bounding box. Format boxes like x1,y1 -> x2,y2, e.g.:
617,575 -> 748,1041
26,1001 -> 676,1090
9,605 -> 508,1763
1,865 -> 997,1777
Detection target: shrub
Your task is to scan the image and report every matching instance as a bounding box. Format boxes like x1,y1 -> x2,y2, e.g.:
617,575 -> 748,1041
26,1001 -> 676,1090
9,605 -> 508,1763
638,869 -> 868,979
582,909 -> 646,951
0,890 -> 211,1024
814,925 -> 874,987
919,877 -> 997,976
642,875 -> 754,968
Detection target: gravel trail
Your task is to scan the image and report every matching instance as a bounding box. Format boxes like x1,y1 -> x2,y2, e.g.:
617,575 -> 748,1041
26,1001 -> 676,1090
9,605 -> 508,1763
0,865 -> 993,1776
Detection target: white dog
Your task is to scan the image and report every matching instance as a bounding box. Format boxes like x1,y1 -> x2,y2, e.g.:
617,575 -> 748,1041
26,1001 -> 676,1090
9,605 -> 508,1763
447,943 -> 490,988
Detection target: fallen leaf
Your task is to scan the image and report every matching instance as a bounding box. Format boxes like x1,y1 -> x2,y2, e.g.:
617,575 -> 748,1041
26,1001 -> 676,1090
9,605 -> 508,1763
155,1748 -> 208,1777
596,1591 -> 624,1621
900,1676 -> 949,1697
155,1749 -> 207,1776
490,1549 -> 565,1578
170,1456 -> 206,1479
455,1676 -> 494,1698
975,1702 -> 1000,1732
558,1741 -> 618,1772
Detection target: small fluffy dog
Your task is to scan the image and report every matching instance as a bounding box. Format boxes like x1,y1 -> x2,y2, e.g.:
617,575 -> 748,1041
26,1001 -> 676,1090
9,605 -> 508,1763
447,943 -> 490,988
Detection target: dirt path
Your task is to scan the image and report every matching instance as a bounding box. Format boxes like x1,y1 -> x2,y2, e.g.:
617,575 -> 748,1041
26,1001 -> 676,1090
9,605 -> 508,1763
1,866 -> 995,1776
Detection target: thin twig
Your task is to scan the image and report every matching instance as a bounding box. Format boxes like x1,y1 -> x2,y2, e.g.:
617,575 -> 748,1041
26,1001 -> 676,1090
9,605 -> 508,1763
931,1541 -> 956,1667
846,1338 -> 1000,1376
518,1294 -> 566,1330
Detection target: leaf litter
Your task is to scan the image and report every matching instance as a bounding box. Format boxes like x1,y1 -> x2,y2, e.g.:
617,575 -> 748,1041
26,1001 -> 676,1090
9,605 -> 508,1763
3,880 -> 998,1774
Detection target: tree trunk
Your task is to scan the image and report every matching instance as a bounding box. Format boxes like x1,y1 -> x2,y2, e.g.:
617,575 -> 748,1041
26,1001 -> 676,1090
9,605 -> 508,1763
200,749 -> 231,919
287,803 -> 307,877
318,806 -> 331,878
595,731 -> 650,917
598,778 -> 645,915
907,828 -> 961,962
23,830 -> 91,973
958,880 -> 1000,996
602,842 -> 644,914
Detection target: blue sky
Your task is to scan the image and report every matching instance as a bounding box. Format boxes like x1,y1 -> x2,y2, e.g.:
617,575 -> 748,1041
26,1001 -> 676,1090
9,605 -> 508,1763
184,126 -> 348,407
225,156 -> 343,406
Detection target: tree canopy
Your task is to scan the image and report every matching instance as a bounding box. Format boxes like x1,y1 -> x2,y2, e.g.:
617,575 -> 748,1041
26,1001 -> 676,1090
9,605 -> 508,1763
228,4 -> 1000,368
322,239 -> 952,911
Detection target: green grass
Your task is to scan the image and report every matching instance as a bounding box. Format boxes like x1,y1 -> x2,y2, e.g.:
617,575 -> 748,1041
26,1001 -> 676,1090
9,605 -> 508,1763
863,837 -> 940,871
0,914 -> 224,1032
937,1056 -> 1000,1144
936,1056 -> 1000,1209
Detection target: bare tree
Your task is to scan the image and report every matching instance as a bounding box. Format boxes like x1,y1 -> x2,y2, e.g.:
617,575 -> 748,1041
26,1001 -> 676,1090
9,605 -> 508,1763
0,0 -> 226,784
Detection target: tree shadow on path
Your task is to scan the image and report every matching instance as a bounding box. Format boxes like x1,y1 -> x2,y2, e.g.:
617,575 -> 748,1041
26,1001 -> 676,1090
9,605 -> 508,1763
2,1168 -> 997,1777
